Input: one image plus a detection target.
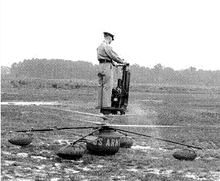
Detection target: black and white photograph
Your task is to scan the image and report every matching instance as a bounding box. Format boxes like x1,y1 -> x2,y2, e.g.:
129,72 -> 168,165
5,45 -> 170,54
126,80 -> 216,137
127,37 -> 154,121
1,0 -> 220,180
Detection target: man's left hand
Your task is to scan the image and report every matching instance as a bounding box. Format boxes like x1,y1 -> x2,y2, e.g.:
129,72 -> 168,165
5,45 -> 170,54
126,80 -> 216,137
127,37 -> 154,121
112,61 -> 118,67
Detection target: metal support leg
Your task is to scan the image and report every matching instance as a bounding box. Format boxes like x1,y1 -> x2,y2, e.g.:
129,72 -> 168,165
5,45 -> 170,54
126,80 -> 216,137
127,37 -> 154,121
100,76 -> 104,108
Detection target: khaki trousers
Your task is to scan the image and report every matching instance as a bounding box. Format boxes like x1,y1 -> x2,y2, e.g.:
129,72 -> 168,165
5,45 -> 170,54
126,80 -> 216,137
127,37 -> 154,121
97,63 -> 114,107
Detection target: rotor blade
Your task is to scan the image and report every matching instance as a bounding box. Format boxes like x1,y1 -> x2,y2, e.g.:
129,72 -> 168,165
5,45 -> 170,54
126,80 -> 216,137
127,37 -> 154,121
109,124 -> 220,128
22,111 -> 107,126
71,110 -> 107,120
22,111 -> 220,129
43,106 -> 108,120
16,126 -> 96,132
108,124 -> 183,128
115,128 -> 202,150
66,117 -> 105,125
37,110 -> 187,128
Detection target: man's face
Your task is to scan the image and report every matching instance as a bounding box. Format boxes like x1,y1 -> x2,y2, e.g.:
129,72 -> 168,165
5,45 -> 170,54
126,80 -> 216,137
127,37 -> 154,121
108,36 -> 113,44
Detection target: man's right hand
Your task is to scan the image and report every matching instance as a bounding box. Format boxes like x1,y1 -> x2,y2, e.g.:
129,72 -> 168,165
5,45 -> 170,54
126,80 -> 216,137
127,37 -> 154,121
98,72 -> 105,77
121,59 -> 126,64
122,60 -> 129,66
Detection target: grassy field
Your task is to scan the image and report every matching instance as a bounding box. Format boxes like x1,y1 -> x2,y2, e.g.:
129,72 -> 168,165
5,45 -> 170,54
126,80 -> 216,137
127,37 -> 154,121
1,78 -> 220,181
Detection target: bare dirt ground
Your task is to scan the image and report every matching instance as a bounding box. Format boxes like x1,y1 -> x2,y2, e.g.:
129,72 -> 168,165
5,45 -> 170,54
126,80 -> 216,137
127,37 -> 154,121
1,79 -> 220,181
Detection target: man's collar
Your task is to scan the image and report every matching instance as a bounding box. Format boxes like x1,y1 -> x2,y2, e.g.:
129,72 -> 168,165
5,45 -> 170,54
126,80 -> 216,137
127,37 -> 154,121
103,40 -> 109,45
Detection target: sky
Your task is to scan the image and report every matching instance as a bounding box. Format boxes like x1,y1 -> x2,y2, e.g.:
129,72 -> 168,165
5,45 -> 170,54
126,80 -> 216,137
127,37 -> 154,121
1,0 -> 220,70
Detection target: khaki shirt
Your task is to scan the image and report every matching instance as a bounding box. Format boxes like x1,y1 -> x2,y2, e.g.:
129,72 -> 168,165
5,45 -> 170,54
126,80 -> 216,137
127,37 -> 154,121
97,40 -> 123,64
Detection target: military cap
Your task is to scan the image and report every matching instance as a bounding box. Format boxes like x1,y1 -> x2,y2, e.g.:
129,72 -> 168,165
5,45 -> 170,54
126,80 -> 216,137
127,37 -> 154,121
103,32 -> 114,40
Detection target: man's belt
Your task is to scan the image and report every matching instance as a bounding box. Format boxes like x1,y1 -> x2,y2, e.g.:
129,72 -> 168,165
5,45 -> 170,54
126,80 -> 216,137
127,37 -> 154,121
98,59 -> 112,63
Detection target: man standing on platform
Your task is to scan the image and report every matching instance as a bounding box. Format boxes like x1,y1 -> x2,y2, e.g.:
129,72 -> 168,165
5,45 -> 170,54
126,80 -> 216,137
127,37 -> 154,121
96,32 -> 127,108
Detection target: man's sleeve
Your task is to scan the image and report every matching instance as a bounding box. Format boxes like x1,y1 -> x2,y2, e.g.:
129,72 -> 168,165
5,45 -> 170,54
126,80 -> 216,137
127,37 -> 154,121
104,45 -> 124,64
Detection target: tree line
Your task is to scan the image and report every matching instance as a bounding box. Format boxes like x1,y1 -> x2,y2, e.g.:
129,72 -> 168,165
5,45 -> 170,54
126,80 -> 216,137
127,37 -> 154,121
8,58 -> 220,86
